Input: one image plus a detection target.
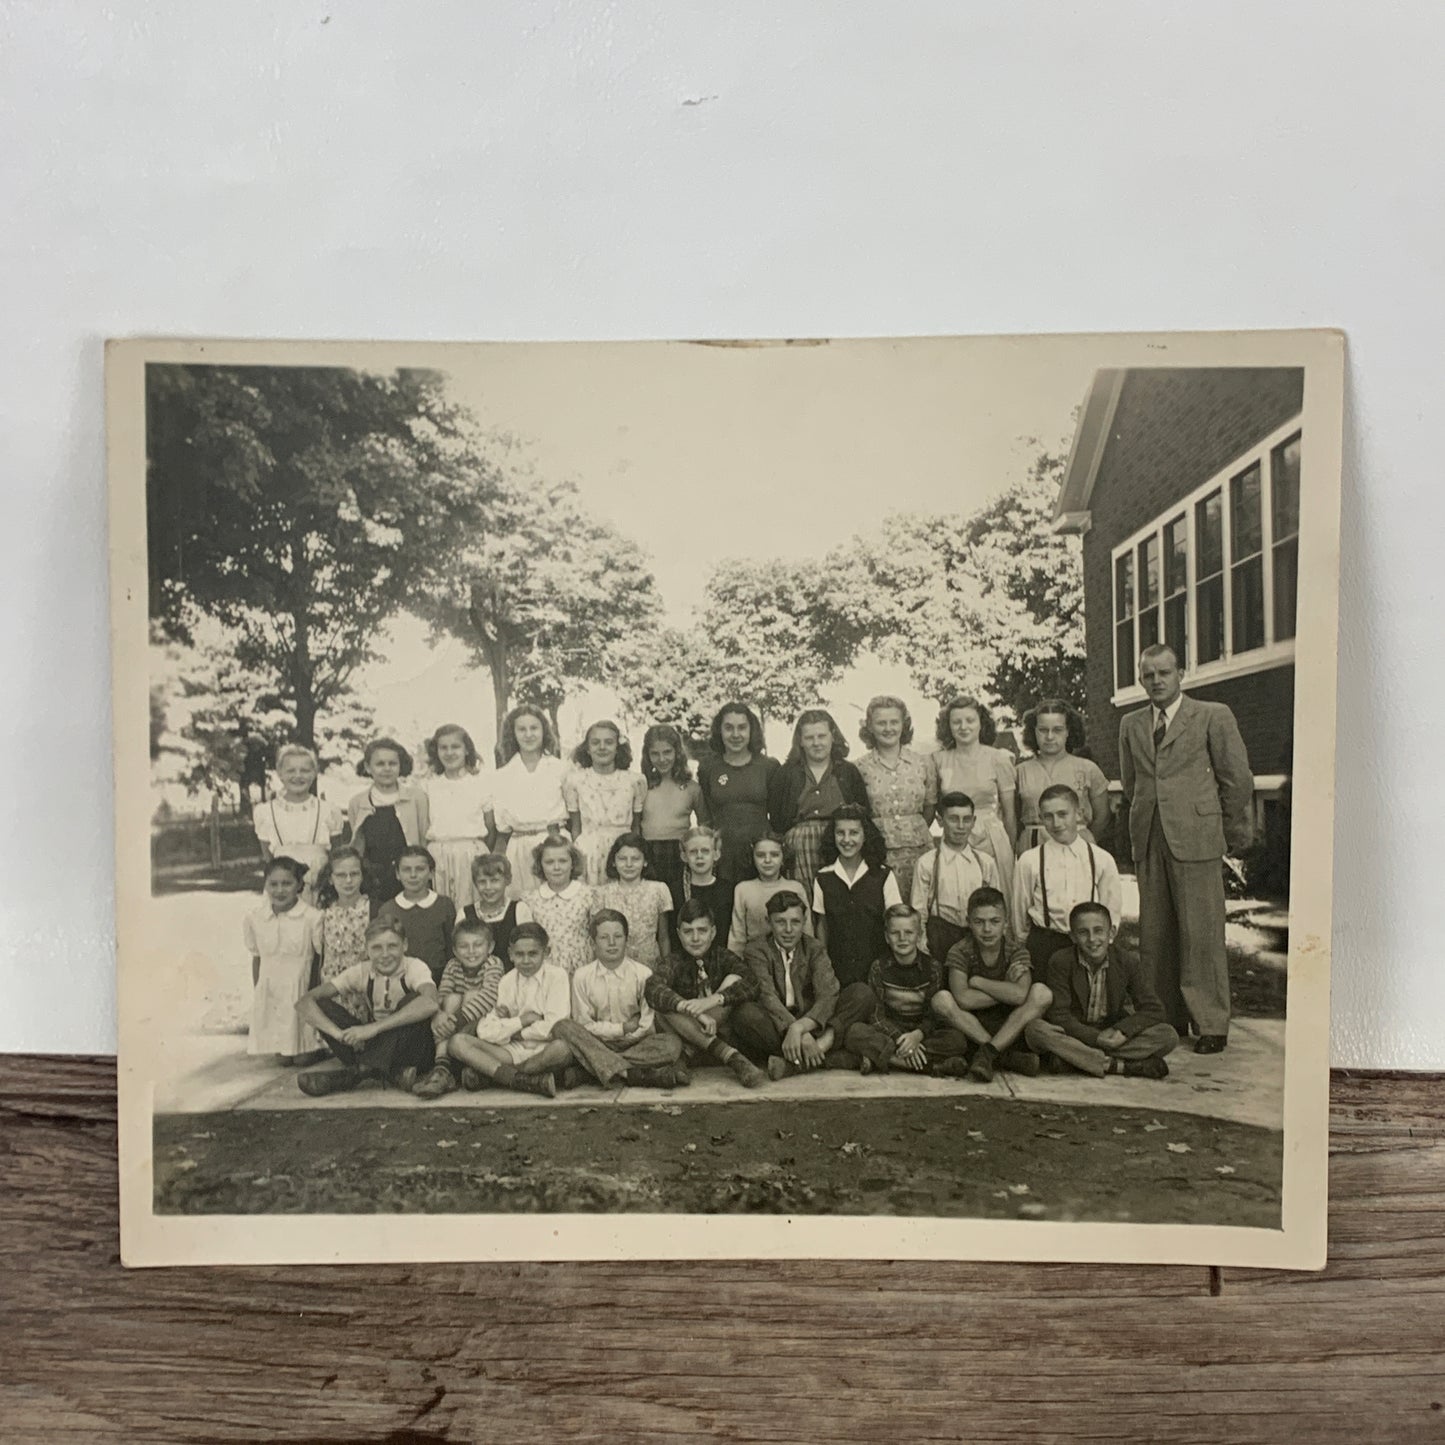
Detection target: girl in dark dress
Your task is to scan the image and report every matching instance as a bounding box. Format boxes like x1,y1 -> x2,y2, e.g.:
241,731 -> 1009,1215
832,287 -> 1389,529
696,702 -> 781,885
347,737 -> 430,907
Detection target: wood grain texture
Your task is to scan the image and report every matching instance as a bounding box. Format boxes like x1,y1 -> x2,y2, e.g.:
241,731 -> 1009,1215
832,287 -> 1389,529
3,1057 -> 1443,1442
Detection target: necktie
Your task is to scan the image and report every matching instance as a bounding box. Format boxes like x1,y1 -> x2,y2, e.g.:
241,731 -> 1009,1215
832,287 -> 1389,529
1153,710 -> 1167,752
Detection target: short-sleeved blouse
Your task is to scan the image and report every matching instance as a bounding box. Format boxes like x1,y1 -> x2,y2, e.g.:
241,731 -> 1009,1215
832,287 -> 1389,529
931,745 -> 1017,818
855,748 -> 936,854
591,879 -> 674,967
319,896 -> 372,979
526,880 -> 595,975
640,776 -> 703,841
491,754 -> 569,834
425,771 -> 492,841
563,767 -> 647,832
1016,753 -> 1110,835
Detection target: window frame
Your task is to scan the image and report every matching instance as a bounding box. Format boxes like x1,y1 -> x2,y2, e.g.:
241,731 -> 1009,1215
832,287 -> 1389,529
1109,415 -> 1302,706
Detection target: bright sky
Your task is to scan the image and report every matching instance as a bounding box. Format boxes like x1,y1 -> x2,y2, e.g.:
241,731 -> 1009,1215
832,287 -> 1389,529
356,337 -> 1094,760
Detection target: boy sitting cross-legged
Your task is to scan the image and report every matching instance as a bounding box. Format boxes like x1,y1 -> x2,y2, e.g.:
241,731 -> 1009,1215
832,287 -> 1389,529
411,918 -> 506,1099
446,922 -> 569,1098
550,909 -> 690,1090
840,905 -> 974,1078
644,897 -> 769,1088
931,886 -> 1052,1082
1023,902 -> 1179,1079
294,919 -> 440,1096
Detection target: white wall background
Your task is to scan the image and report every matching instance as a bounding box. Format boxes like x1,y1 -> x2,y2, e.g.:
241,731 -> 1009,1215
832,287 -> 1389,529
0,1 -> 1435,1065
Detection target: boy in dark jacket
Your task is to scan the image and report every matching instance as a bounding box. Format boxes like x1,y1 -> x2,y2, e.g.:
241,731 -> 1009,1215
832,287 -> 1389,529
1023,902 -> 1179,1078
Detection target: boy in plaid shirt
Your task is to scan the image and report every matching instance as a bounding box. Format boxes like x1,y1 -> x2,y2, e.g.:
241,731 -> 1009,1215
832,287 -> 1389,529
412,918 -> 505,1098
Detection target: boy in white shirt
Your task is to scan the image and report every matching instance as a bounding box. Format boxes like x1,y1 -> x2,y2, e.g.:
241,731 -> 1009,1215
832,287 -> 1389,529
552,910 -> 688,1089
1012,785 -> 1123,972
446,922 -> 570,1097
910,791 -> 1001,959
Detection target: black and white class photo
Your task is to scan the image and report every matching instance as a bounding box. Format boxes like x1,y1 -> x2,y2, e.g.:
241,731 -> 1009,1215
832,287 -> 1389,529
112,332 -> 1342,1263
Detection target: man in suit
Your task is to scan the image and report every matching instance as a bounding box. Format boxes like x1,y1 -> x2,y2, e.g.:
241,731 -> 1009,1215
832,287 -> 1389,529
1023,902 -> 1179,1077
1119,644 -> 1255,1053
731,891 -> 875,1075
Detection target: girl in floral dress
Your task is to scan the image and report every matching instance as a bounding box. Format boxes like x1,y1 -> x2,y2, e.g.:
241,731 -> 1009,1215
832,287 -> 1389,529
314,845 -> 372,1019
591,831 -> 674,968
525,834 -> 594,976
423,722 -> 495,912
929,695 -> 1018,900
1014,699 -> 1112,854
564,719 -> 647,886
854,695 -> 937,898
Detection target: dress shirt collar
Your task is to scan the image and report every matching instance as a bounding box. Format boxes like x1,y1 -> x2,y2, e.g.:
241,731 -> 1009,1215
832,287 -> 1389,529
1156,695 -> 1183,729
393,890 -> 438,910
819,859 -> 871,887
544,880 -> 587,902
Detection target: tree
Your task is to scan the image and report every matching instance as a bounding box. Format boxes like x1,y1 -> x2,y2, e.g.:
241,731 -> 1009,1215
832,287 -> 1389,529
698,557 -> 852,728
421,460 -> 663,744
147,364 -> 490,748
606,626 -> 730,753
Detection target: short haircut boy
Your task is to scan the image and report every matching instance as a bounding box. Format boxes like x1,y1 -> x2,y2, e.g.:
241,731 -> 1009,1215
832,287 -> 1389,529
937,791 -> 976,814
676,897 -> 717,929
452,918 -> 494,948
967,885 -> 1008,917
765,889 -> 808,918
588,907 -> 631,939
1070,900 -> 1112,931
1038,783 -> 1081,810
509,921 -> 550,951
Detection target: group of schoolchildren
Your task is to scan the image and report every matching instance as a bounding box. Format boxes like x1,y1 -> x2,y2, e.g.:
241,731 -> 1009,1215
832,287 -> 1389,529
243,699 -> 1178,1103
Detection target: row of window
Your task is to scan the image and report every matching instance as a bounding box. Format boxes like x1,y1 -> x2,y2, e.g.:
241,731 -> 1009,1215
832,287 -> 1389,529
1113,424 -> 1300,695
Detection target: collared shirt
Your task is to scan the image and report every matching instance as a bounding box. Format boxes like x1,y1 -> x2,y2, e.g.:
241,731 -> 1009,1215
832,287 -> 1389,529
392,890 -> 439,911
778,946 -> 796,1009
1155,694 -> 1183,737
1013,836 -> 1123,934
794,763 -> 847,822
571,956 -> 655,1042
811,859 -> 903,914
910,840 -> 1000,928
474,963 -> 571,1044
1081,955 -> 1110,1025
328,955 -> 435,1019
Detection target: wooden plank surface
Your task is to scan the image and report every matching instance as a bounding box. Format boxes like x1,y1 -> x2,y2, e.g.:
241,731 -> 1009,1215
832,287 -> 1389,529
3,1057 -> 1443,1442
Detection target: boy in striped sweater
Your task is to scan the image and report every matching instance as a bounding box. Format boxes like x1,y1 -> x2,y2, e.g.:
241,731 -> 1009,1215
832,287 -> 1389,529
411,918 -> 506,1098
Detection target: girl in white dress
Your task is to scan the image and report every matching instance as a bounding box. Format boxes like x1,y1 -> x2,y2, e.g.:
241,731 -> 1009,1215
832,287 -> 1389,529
252,744 -> 343,906
244,856 -> 324,1063
564,719 -> 647,886
491,705 -> 569,899
424,723 -> 495,912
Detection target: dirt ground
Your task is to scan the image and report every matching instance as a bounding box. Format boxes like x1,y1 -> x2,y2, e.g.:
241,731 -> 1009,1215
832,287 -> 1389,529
155,1094 -> 1283,1225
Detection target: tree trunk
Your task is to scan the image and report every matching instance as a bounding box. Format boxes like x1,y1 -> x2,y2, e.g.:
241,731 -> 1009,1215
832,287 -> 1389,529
208,793 -> 222,870
470,584 -> 512,757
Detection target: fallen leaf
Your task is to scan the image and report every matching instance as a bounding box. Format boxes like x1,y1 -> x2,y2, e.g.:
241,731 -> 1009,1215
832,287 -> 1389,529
1037,1130 -> 1066,1140
190,1132 -> 212,1140
683,1143 -> 698,1153
838,1141 -> 864,1156
810,1133 -> 822,1141
1017,1202 -> 1047,1219
1111,1127 -> 1128,1135
1008,1183 -> 1031,1195
967,1130 -> 985,1140
1143,1121 -> 1167,1132
1165,1142 -> 1191,1154
436,1140 -> 457,1149
504,1133 -> 516,1141
952,1105 -> 968,1113
992,1189 -> 1010,1199
1215,1165 -> 1236,1175
777,1129 -> 793,1140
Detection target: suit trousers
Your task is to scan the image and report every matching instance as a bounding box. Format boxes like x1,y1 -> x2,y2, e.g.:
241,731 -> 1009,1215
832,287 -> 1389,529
728,982 -> 876,1065
1024,1018 -> 1179,1078
551,1019 -> 683,1087
1137,820 -> 1230,1035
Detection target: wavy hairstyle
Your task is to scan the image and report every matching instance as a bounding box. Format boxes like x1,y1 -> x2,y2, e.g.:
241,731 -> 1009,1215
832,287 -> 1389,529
572,718 -> 634,770
707,701 -> 766,757
604,830 -> 652,881
497,704 -> 560,765
1020,698 -> 1089,756
818,801 -> 889,870
357,736 -> 415,778
314,844 -> 366,910
425,722 -> 480,774
785,708 -> 850,766
858,695 -> 915,749
641,723 -> 694,787
934,694 -> 998,749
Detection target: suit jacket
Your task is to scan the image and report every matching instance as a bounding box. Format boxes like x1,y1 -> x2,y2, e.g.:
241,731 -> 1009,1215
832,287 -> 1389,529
1042,943 -> 1166,1045
1119,694 -> 1254,862
743,934 -> 841,1033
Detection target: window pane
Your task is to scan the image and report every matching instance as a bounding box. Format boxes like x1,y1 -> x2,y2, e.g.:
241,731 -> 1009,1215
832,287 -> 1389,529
1164,516 -> 1188,595
1274,536 -> 1299,641
1138,605 -> 1161,652
1230,462 -> 1263,560
1114,551 -> 1134,622
1165,592 -> 1188,668
1272,432 -> 1301,542
1139,535 -> 1159,608
1196,490 -> 1223,577
1116,621 -> 1136,689
1197,575 -> 1225,665
1231,554 -> 1265,653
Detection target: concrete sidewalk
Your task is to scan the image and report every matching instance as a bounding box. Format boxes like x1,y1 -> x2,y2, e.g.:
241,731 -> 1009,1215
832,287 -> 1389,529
158,1017 -> 1285,1131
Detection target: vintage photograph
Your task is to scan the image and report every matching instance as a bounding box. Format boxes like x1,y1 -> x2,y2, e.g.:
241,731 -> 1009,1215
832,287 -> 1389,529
109,331 -> 1343,1267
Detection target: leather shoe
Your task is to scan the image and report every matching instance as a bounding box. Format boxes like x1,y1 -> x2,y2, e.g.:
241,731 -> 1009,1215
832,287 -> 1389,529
1194,1034 -> 1227,1054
